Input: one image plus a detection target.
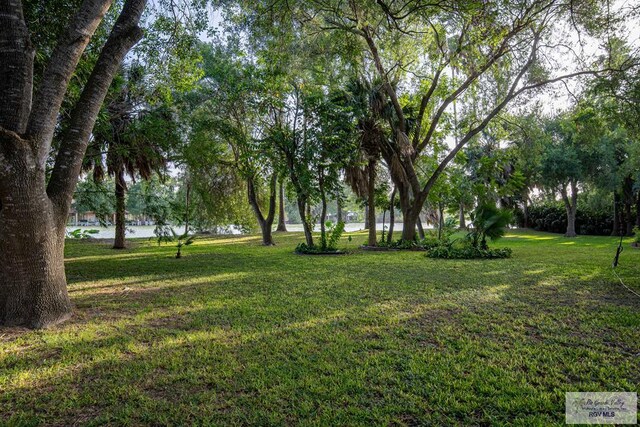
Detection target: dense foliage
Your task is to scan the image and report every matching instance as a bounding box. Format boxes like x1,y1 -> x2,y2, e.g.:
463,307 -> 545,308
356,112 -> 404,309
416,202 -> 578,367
517,203 -> 616,236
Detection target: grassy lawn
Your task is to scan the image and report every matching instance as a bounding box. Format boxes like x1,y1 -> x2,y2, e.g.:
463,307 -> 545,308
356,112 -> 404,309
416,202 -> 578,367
1,230 -> 639,426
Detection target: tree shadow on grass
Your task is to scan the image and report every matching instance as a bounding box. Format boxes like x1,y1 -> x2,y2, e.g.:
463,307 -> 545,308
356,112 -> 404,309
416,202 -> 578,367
2,270 -> 639,425
2,234 -> 639,424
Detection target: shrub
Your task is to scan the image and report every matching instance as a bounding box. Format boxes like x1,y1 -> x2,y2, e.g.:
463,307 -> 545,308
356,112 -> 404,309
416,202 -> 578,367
428,217 -> 458,242
297,221 -> 348,254
325,221 -> 346,251
376,237 -> 440,251
295,242 -> 346,254
633,226 -> 640,244
516,203 -> 614,235
468,204 -> 512,250
426,240 -> 512,259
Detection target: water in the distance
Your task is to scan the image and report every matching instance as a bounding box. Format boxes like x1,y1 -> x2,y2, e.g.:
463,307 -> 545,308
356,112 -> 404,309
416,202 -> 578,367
65,222 -> 404,239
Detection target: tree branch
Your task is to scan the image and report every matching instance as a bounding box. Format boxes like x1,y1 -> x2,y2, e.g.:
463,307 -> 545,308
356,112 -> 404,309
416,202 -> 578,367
420,29 -> 542,198
47,0 -> 146,215
0,0 -> 33,134
361,26 -> 406,133
26,0 -> 114,163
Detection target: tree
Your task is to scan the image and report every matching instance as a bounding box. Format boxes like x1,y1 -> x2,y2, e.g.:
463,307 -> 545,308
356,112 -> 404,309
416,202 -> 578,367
502,111 -> 547,228
0,0 -> 146,328
539,107 -> 605,237
186,44 -> 280,245
86,65 -> 176,249
588,40 -> 640,235
276,178 -> 288,232
274,84 -> 357,248
249,0 -> 614,241
344,77 -> 388,247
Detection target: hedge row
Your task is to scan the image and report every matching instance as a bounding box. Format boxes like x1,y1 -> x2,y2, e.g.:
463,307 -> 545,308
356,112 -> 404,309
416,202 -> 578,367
515,204 -> 614,236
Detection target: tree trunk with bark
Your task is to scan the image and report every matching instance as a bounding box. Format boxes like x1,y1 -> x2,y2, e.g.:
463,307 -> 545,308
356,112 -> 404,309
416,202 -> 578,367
459,202 -> 466,230
636,192 -> 640,228
387,187 -> 396,243
438,202 -> 444,239
0,154 -> 72,328
319,175 -> 328,249
113,169 -> 126,249
297,197 -> 314,246
276,179 -> 287,232
417,216 -> 425,240
367,159 -> 377,246
184,180 -> 191,235
612,192 -> 621,236
336,198 -> 343,224
397,197 -> 425,242
561,182 -> 578,238
359,18 -> 546,243
364,206 -> 369,230
624,200 -> 633,236
247,174 -> 277,246
0,0 -> 145,328
623,176 -> 634,236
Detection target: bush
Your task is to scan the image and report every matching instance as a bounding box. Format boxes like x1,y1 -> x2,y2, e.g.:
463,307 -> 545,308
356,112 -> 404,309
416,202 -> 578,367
376,237 -> 441,251
516,203 -> 613,236
426,240 -> 512,259
295,242 -> 346,254
428,217 -> 458,242
468,204 -> 512,250
325,221 -> 346,251
297,221 -> 348,254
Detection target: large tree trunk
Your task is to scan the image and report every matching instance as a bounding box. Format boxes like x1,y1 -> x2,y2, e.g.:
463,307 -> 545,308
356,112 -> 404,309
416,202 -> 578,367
276,179 -> 287,232
247,174 -> 277,246
387,187 -> 396,243
0,0 -> 145,328
113,169 -> 126,249
0,161 -> 72,328
561,182 -> 578,238
367,159 -> 377,246
260,219 -> 274,246
395,179 -> 427,242
287,166 -> 313,246
400,206 -> 419,241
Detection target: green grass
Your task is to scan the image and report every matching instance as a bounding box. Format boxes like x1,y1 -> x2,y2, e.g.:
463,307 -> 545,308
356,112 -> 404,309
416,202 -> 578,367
1,230 -> 639,426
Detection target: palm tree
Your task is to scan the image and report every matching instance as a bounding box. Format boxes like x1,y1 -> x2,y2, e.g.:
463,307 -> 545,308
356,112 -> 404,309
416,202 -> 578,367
344,77 -> 388,247
85,66 -> 172,249
469,204 -> 512,250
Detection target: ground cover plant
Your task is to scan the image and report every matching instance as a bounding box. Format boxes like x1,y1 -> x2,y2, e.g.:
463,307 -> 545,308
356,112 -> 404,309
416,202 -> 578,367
295,221 -> 349,254
1,230 -> 638,426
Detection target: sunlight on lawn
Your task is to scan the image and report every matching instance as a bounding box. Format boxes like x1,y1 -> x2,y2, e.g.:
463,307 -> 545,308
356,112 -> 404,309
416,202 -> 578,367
1,230 -> 639,426
504,233 -> 558,241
